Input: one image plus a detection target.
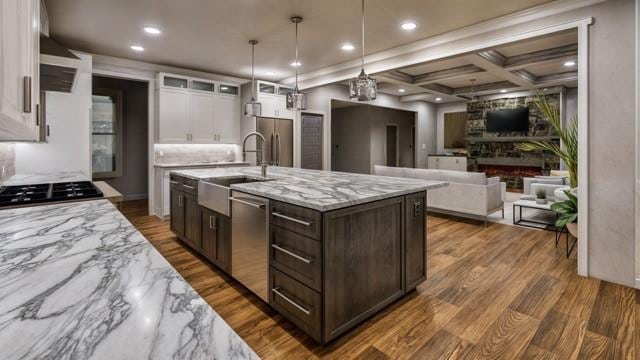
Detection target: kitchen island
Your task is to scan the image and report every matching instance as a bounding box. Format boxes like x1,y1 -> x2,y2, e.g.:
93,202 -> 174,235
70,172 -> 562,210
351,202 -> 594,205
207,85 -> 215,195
169,166 -> 447,344
0,200 -> 257,360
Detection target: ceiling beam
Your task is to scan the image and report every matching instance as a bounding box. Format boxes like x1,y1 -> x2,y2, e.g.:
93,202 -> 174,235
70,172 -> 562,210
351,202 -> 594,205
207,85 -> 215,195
381,70 -> 414,84
413,64 -> 486,85
452,80 -> 517,95
420,83 -> 455,95
465,54 -> 536,89
535,71 -> 578,85
504,43 -> 578,70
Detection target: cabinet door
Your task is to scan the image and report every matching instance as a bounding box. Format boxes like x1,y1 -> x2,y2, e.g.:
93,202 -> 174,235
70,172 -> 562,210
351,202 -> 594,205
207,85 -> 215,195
215,95 -> 239,144
404,193 -> 426,290
190,92 -> 216,143
170,188 -> 185,237
276,96 -> 294,119
201,207 -> 231,273
183,192 -> 201,250
0,0 -> 39,141
158,88 -> 189,143
259,94 -> 277,118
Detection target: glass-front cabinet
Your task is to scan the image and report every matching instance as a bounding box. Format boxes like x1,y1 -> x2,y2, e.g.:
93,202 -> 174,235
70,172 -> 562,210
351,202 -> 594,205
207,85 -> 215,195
191,80 -> 216,93
162,75 -> 189,89
92,89 -> 123,179
219,84 -> 239,95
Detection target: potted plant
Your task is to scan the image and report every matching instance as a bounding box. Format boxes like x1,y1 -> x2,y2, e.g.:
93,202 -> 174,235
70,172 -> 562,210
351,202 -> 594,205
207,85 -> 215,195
551,190 -> 578,237
516,96 -> 578,188
535,189 -> 547,205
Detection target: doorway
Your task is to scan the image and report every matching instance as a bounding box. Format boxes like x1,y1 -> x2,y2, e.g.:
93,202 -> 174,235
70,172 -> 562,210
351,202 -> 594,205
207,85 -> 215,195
386,125 -> 398,167
301,113 -> 323,170
92,75 -> 149,201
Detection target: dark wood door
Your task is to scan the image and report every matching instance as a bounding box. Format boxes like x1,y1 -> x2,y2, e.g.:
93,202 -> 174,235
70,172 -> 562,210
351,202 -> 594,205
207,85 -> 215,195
323,196 -> 404,342
170,188 -> 185,238
404,192 -> 426,290
182,192 -> 201,250
301,113 -> 323,170
201,207 -> 231,273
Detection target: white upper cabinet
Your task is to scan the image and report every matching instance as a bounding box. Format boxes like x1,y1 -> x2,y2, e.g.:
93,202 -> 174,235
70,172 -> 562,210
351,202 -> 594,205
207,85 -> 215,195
0,0 -> 40,141
158,87 -> 189,143
255,81 -> 294,119
189,91 -> 216,143
156,73 -> 240,144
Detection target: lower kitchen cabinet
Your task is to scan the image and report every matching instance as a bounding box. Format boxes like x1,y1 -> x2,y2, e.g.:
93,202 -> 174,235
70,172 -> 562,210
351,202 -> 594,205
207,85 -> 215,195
201,207 -> 231,273
169,176 -> 201,251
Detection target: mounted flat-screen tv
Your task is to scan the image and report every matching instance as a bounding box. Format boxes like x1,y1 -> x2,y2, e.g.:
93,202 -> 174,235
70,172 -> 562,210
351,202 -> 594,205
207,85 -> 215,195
486,108 -> 529,133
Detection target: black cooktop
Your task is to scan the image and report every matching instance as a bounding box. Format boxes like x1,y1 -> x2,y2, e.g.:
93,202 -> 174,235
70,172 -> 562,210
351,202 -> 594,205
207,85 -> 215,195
0,181 -> 103,207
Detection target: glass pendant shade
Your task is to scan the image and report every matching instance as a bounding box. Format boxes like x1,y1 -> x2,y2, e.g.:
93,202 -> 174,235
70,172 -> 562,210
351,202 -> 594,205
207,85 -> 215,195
243,40 -> 261,117
244,96 -> 262,116
349,69 -> 377,101
286,87 -> 307,110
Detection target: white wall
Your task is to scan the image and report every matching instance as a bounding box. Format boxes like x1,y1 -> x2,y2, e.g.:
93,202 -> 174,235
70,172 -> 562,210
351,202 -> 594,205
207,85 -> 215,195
15,52 -> 92,175
305,84 -> 437,170
435,102 -> 467,155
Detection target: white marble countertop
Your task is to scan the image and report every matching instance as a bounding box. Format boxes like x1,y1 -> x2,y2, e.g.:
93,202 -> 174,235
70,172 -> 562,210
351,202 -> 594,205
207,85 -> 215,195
0,171 -> 89,186
172,166 -> 448,212
154,161 -> 250,169
0,200 -> 258,360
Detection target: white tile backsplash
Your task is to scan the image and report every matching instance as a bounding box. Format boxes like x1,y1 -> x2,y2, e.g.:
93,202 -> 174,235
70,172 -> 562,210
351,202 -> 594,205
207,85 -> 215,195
0,144 -> 15,181
154,144 -> 242,165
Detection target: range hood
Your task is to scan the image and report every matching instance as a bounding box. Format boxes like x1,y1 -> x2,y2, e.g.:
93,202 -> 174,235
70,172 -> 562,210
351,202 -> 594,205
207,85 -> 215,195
40,34 -> 80,93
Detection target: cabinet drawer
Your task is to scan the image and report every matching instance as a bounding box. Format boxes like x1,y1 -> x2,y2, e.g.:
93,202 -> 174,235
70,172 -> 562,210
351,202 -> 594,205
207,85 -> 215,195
181,177 -> 198,194
270,226 -> 322,291
169,174 -> 183,188
270,268 -> 322,342
270,201 -> 321,240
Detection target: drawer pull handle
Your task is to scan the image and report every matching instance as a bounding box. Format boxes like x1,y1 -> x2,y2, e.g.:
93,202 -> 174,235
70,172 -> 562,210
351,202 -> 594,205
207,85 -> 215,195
183,184 -> 196,190
272,288 -> 311,316
272,212 -> 312,227
230,197 -> 266,209
272,244 -> 313,264
170,180 -> 179,185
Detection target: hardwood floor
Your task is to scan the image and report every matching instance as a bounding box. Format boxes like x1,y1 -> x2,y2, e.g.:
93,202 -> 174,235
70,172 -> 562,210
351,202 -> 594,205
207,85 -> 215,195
121,200 -> 637,359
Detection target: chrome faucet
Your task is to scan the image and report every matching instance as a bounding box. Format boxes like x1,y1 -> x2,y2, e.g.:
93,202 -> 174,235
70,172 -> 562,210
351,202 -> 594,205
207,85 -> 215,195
242,131 -> 268,178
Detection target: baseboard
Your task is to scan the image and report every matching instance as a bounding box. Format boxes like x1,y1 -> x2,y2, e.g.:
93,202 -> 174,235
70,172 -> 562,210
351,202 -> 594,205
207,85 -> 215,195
123,193 -> 148,201
636,278 -> 640,289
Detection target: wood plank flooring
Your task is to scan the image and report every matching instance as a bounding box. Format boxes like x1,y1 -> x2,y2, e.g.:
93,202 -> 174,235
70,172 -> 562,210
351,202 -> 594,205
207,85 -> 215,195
121,200 -> 638,359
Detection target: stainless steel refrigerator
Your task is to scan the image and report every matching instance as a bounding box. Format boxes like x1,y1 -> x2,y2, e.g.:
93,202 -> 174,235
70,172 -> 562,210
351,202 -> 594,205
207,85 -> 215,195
255,117 -> 293,167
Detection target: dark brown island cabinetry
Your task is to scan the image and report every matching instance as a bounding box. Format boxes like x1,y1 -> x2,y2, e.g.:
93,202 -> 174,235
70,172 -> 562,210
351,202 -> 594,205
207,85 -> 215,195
170,174 -> 231,273
170,174 -> 426,345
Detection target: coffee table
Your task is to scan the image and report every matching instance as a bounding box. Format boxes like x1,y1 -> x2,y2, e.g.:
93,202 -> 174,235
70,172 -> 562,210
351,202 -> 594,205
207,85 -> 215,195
512,199 -> 559,231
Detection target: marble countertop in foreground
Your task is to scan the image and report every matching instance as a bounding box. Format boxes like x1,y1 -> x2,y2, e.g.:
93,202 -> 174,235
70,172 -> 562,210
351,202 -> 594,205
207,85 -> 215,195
154,161 -> 250,168
172,166 -> 448,212
0,171 -> 89,186
0,200 -> 258,360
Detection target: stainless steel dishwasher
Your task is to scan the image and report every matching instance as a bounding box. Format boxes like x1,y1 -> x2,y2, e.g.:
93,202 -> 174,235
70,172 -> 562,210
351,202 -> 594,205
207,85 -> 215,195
230,190 -> 270,302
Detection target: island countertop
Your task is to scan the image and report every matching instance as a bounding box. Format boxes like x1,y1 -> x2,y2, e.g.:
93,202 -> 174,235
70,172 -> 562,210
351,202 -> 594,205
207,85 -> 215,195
171,166 -> 447,212
0,200 -> 258,360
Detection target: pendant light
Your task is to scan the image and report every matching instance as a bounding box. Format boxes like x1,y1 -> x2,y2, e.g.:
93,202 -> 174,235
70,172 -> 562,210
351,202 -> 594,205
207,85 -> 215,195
286,16 -> 307,110
349,0 -> 377,101
244,40 -> 262,116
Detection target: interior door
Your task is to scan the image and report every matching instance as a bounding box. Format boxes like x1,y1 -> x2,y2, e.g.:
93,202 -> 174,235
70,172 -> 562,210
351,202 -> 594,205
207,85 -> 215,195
386,125 -> 398,167
301,114 -> 323,170
275,119 -> 293,167
256,117 -> 275,165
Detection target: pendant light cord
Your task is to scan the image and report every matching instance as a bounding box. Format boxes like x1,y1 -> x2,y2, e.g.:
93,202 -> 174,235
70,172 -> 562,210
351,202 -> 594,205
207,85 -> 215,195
251,42 -> 255,96
295,20 -> 299,87
361,0 -> 365,70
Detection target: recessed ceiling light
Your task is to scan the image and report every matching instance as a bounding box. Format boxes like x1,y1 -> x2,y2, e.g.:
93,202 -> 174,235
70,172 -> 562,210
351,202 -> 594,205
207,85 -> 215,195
290,61 -> 301,67
398,88 -> 406,93
130,45 -> 144,52
563,60 -> 576,67
500,89 -> 508,93
341,43 -> 355,51
435,97 -> 442,101
401,21 -> 417,31
143,26 -> 161,35
543,88 -> 549,91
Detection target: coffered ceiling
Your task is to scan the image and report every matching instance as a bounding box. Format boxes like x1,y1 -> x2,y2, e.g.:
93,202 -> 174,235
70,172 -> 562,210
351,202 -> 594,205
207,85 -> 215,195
375,29 -> 578,103
44,0 -> 553,82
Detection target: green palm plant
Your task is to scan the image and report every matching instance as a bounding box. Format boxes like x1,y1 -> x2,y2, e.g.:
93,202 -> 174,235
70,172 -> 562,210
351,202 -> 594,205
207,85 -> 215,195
515,96 -> 578,188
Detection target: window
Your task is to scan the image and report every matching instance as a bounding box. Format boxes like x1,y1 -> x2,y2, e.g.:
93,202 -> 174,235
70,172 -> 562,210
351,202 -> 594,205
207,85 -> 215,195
92,89 -> 123,179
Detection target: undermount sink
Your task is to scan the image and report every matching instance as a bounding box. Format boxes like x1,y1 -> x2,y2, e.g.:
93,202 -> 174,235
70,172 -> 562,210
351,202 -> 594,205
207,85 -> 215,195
198,176 -> 272,216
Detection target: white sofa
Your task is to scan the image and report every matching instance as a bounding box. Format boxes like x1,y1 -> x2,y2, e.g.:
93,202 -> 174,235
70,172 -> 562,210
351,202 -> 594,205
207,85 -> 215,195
523,176 -> 570,201
373,165 -> 506,225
